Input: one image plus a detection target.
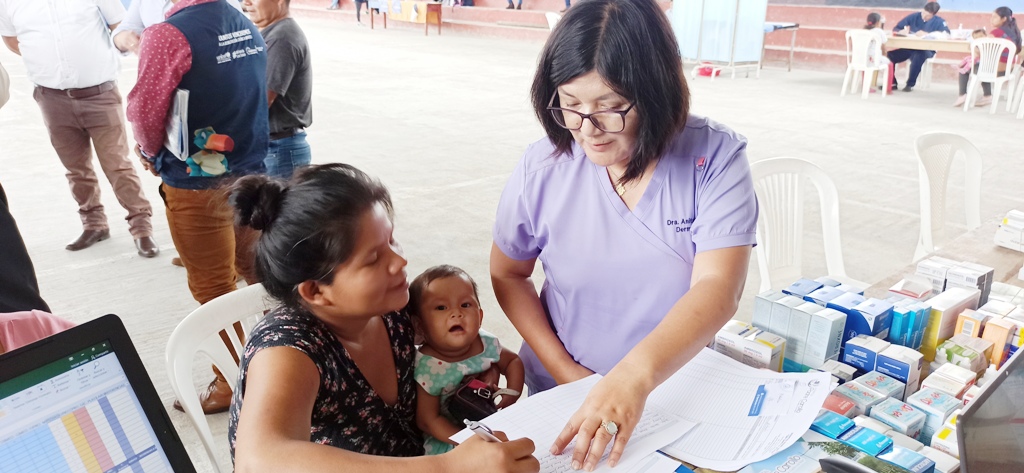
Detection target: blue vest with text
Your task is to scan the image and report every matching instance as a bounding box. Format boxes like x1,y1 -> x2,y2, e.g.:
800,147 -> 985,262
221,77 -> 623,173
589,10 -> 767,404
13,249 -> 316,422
158,0 -> 268,190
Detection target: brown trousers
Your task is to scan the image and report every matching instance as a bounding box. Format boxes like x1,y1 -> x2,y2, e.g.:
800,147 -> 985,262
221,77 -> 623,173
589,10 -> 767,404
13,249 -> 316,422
33,84 -> 153,238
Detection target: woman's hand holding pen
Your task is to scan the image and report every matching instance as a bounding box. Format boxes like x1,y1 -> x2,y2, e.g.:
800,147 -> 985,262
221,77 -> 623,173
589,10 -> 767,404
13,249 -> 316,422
446,431 -> 539,473
550,365 -> 652,471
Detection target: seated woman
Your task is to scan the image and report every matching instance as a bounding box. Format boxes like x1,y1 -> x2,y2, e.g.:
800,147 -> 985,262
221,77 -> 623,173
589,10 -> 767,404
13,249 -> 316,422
954,6 -> 1021,107
227,164 -> 538,472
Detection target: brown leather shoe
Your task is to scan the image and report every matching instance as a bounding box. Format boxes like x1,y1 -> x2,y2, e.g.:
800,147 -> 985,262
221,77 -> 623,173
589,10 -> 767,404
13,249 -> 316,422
135,236 -> 159,258
172,376 -> 233,414
66,228 -> 110,251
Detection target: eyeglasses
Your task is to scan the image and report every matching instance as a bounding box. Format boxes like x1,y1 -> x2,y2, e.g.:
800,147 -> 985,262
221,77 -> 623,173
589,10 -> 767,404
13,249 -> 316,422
547,92 -> 635,133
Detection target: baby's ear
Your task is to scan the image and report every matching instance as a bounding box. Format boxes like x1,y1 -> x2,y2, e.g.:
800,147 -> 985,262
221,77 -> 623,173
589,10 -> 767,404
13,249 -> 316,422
410,315 -> 426,346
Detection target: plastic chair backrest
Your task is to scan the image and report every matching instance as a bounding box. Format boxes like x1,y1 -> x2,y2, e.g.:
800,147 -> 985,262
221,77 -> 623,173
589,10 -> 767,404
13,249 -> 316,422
751,158 -> 847,293
913,132 -> 983,261
970,38 -> 1016,80
845,29 -> 883,69
545,12 -> 561,31
165,283 -> 275,473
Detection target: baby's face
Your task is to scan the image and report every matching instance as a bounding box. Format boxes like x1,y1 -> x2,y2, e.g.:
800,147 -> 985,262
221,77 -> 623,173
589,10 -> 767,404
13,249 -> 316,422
417,275 -> 484,353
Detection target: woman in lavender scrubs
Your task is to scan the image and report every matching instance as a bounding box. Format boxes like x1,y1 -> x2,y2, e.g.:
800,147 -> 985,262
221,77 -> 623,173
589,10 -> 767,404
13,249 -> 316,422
490,0 -> 758,470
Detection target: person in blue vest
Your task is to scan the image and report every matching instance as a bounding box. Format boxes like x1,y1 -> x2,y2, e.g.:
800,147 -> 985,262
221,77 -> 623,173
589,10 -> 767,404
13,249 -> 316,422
887,2 -> 950,92
126,0 -> 269,414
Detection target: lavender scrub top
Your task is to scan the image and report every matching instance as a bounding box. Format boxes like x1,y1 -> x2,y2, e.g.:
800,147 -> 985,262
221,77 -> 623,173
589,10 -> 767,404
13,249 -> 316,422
493,115 -> 758,393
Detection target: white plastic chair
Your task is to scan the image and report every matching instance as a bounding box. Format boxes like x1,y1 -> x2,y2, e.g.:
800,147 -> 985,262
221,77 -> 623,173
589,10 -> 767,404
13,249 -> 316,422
1017,74 -> 1024,119
841,29 -> 888,99
751,157 -> 866,293
544,12 -> 561,31
166,283 -> 275,473
913,133 -> 982,262
1003,60 -> 1020,112
962,38 -> 1016,113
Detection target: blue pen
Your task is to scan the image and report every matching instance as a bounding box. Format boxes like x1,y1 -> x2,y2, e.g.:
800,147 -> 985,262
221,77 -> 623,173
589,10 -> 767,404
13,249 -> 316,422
464,419 -> 502,442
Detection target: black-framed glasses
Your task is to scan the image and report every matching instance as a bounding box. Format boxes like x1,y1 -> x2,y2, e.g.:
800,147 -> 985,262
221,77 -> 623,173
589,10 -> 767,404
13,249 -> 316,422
547,92 -> 636,133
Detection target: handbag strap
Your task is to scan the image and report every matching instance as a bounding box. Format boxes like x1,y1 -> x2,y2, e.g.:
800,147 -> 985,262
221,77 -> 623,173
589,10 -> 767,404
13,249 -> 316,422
493,388 -> 521,398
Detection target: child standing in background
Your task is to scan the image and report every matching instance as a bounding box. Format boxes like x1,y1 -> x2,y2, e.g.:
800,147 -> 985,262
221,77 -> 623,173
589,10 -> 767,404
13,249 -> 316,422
409,265 -> 525,455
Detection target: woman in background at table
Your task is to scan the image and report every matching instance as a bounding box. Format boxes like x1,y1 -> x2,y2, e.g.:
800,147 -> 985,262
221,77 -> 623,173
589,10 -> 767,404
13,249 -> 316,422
490,0 -> 757,470
953,6 -> 1021,108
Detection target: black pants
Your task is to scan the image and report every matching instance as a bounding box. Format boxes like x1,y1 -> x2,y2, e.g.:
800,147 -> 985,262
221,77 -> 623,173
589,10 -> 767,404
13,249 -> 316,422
887,49 -> 936,88
0,181 -> 50,313
959,65 -> 1005,96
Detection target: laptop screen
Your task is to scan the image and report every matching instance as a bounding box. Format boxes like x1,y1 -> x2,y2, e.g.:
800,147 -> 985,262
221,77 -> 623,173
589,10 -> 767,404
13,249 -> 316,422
0,340 -> 175,472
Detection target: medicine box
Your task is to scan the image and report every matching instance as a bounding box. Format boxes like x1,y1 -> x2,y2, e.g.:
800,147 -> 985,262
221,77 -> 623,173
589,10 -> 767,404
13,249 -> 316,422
947,263 -> 993,305
877,446 -> 936,473
907,302 -> 932,350
870,398 -> 926,439
826,291 -> 866,316
769,296 -> 804,348
835,283 -> 864,295
789,303 -> 820,363
815,276 -> 841,287
804,307 -> 846,369
751,290 -> 783,331
921,372 -> 969,399
885,430 -> 925,452
979,299 -> 1016,317
810,409 -> 855,439
947,334 -> 993,371
930,427 -> 958,458
713,322 -> 786,372
921,287 -> 981,361
875,345 -> 924,399
981,317 -> 1016,368
890,302 -> 913,347
919,446 -> 960,473
782,278 -> 824,299
853,415 -> 894,435
823,359 -> 859,385
962,385 -> 981,407
837,425 -> 894,456
916,257 -> 959,293
856,370 -> 906,399
954,309 -> 989,338
943,409 -> 960,431
932,363 -> 976,388
806,286 -> 845,307
890,276 -> 934,301
823,392 -> 857,418
907,388 -> 960,444
843,335 -> 890,373
849,298 -> 894,341
834,381 -> 886,417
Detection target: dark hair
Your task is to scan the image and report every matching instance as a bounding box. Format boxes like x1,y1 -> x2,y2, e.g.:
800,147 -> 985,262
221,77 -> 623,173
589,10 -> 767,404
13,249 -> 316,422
995,7 -> 1022,52
924,2 -> 940,15
530,0 -> 689,186
406,265 -> 479,319
231,163 -> 393,308
865,12 -> 882,29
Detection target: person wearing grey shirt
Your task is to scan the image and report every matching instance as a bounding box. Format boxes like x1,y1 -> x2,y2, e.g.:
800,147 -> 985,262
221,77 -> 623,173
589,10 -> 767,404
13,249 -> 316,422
245,0 -> 312,179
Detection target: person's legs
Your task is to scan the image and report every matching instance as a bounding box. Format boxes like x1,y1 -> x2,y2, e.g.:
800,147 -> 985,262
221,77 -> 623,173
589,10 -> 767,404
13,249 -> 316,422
886,49 -> 912,87
905,50 -> 935,89
82,87 -> 154,240
32,88 -> 109,238
328,0 -> 339,9
0,182 -> 51,313
264,132 -> 311,180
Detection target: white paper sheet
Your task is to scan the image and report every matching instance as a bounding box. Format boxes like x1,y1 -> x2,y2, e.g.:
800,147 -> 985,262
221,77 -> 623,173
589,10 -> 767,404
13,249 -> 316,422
652,349 -> 831,471
450,375 -> 697,473
163,88 -> 189,161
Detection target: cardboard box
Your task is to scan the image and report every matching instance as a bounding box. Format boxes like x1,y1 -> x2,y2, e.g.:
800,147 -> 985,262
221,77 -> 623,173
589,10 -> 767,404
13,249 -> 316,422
877,446 -> 936,473
789,302 -> 819,364
962,385 -> 981,407
752,290 -> 784,331
815,276 -> 842,287
919,446 -> 960,473
806,286 -> 846,307
824,392 -> 858,418
890,276 -> 934,301
848,298 -> 895,342
947,262 -> 993,305
770,296 -> 804,347
870,398 -> 926,439
804,307 -> 846,369
875,345 -> 924,399
930,427 -> 958,458
907,388 -> 960,444
981,317 -> 1017,368
713,322 -> 787,372
916,257 -> 959,293
811,408 -> 855,439
921,373 -> 969,399
932,363 -> 977,388
856,370 -> 907,399
823,359 -> 859,385
885,430 -> 925,452
993,210 -> 1024,252
836,283 -> 865,295
907,302 -> 932,350
837,426 -> 894,456
921,287 -> 981,361
954,309 -> 989,338
783,278 -> 824,299
835,381 -> 887,417
853,415 -> 895,435
979,299 -> 1017,317
843,335 -> 891,373
827,291 -> 866,316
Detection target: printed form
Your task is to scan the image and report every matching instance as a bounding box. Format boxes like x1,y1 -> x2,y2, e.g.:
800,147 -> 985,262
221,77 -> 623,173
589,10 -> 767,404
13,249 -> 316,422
450,375 -> 697,473
452,348 -> 829,473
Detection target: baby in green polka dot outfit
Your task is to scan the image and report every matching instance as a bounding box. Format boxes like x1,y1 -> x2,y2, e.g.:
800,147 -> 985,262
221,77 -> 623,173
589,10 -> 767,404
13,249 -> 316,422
408,265 -> 525,455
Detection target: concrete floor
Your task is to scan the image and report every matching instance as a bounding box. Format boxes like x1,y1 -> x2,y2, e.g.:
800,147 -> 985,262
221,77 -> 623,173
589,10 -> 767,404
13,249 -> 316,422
1,16 -> 1022,472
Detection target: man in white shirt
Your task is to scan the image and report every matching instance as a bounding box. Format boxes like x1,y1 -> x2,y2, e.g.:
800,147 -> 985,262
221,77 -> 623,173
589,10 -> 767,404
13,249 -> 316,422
0,0 -> 159,257
112,0 -> 243,54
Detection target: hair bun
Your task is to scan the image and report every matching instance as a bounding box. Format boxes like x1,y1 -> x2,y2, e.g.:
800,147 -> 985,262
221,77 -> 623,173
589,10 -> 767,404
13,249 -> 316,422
231,176 -> 286,231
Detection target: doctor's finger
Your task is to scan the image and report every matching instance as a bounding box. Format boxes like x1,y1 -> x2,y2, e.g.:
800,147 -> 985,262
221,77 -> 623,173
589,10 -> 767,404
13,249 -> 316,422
570,418 -> 601,470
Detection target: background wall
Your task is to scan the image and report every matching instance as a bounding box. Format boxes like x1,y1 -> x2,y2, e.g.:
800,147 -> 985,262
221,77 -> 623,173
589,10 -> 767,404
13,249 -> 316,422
767,0 -> 1011,13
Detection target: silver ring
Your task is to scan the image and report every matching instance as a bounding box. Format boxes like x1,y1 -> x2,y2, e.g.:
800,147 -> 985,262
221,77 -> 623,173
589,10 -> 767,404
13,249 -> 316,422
601,420 -> 618,436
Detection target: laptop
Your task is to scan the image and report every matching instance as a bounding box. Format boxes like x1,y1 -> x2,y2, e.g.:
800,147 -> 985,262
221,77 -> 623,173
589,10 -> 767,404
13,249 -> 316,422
0,314 -> 196,472
959,347 -> 1024,473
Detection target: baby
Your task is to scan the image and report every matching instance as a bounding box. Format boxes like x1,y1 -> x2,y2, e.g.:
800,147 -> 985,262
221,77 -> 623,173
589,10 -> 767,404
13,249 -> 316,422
408,265 -> 525,455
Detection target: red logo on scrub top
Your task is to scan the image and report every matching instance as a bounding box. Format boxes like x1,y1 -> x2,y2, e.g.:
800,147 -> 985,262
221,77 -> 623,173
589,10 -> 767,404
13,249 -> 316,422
696,157 -> 706,169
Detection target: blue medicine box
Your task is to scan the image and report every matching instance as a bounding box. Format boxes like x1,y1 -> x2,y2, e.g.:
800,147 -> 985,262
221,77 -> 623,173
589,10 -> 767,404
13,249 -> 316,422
827,292 -> 866,315
837,425 -> 894,456
806,286 -> 846,307
810,409 -> 855,439
783,279 -> 824,298
877,445 -> 936,473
